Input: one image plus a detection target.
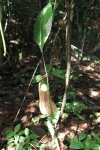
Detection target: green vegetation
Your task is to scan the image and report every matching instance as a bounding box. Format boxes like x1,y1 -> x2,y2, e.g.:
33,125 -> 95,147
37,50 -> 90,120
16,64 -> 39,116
6,124 -> 39,150
0,0 -> 100,149
66,132 -> 100,150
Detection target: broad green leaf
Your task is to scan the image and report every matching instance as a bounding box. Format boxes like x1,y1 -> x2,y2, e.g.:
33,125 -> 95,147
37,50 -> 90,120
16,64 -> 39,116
97,138 -> 100,144
14,134 -> 19,144
66,138 -> 71,143
79,74 -> 83,76
24,128 -> 29,136
46,63 -> 52,72
14,124 -> 21,134
6,129 -> 11,134
24,142 -> 29,148
74,136 -> 78,141
6,130 -> 14,139
79,133 -> 86,141
51,69 -> 65,79
29,133 -> 39,139
32,75 -> 42,83
84,148 -> 90,150
70,139 -> 84,149
18,130 -> 24,136
30,140 -> 38,146
34,2 -> 52,52
90,143 -> 100,149
26,136 -> 30,142
84,138 -> 91,147
28,146 -> 32,150
77,114 -> 84,120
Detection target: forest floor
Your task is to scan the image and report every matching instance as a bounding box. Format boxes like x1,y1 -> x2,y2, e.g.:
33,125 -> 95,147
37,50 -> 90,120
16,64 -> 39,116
0,53 -> 100,150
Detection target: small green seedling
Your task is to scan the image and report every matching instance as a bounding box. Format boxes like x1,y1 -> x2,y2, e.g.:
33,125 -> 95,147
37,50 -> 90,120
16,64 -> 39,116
6,124 -> 39,150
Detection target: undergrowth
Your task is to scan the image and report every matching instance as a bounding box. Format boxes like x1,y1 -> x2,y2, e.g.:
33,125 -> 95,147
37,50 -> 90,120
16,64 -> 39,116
66,132 -> 100,150
5,124 -> 39,150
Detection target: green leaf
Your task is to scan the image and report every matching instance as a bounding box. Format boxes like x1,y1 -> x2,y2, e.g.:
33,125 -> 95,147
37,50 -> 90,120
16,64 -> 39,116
70,139 -> 84,149
24,142 -> 29,148
26,136 -> 30,142
67,91 -> 76,100
17,148 -> 25,150
7,138 -> 14,144
14,134 -> 19,144
28,146 -> 32,150
34,2 -> 52,52
18,148 -> 25,150
51,110 -> 60,124
32,75 -> 42,83
14,124 -> 21,134
51,69 -> 65,79
66,138 -> 71,143
89,114 -> 94,118
18,130 -> 24,136
91,131 -> 96,139
34,103 -> 39,107
20,136 -> 25,142
6,130 -> 11,134
97,138 -> 100,144
46,63 -> 52,72
30,140 -> 38,146
74,137 -> 78,141
24,128 -> 29,136
7,143 -> 15,149
79,54 -> 82,57
6,130 -> 14,139
31,118 -> 37,124
79,133 -> 86,141
16,141 -> 24,149
77,114 -> 84,120
90,143 -> 100,149
40,144 -> 45,150
29,133 -> 39,139
79,74 -> 83,76
84,138 -> 91,147
14,134 -> 19,139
